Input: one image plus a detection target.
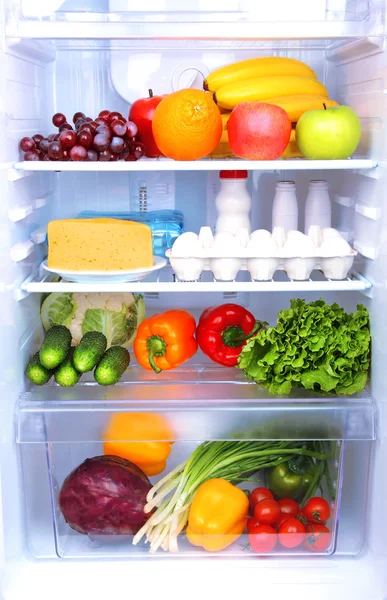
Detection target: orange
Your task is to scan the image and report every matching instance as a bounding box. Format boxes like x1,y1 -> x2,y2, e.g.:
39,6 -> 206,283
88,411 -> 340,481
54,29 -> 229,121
152,89 -> 222,161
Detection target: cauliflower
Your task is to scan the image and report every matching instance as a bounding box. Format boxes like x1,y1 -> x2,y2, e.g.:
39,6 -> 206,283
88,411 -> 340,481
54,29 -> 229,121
40,292 -> 145,348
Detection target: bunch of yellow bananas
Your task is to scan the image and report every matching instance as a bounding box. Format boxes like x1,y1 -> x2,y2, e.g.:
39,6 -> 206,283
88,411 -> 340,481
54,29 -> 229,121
205,57 -> 338,120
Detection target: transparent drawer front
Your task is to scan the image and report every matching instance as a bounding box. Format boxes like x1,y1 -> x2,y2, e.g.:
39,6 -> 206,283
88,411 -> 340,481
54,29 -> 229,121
15,0 -> 370,23
18,384 -> 375,560
8,0 -> 377,42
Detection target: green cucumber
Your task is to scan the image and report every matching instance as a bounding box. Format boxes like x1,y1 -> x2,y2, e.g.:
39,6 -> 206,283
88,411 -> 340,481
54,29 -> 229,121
25,352 -> 53,386
94,346 -> 130,386
39,325 -> 72,369
73,331 -> 107,373
54,348 -> 81,387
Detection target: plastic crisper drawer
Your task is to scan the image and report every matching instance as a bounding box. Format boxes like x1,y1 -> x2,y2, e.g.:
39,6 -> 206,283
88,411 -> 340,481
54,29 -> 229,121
17,367 -> 375,560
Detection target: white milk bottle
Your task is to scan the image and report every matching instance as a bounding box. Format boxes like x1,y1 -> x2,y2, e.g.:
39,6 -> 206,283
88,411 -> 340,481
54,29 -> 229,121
215,170 -> 252,235
272,181 -> 299,232
304,180 -> 332,233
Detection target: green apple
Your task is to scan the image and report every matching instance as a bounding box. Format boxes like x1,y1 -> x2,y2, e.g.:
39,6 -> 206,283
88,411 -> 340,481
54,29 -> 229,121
296,105 -> 361,160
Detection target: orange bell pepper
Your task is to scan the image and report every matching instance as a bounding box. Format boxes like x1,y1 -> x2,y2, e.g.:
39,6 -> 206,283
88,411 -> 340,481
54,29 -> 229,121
134,309 -> 198,374
186,478 -> 249,552
103,412 -> 175,476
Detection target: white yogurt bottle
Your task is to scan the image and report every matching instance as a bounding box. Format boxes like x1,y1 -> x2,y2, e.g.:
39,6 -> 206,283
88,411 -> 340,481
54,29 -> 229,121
215,170 -> 252,235
272,181 -> 298,232
304,180 -> 332,233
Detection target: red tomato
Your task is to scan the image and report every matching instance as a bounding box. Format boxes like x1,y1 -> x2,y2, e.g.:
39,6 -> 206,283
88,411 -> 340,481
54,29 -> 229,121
304,524 -> 331,552
248,524 -> 277,553
278,517 -> 306,548
249,487 -> 273,512
303,497 -> 331,525
254,498 -> 281,526
129,90 -> 164,158
278,498 -> 300,518
247,517 -> 259,534
277,513 -> 290,529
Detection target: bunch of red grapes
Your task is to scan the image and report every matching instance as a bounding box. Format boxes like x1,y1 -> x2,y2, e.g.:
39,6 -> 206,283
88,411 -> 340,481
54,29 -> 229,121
19,111 -> 145,162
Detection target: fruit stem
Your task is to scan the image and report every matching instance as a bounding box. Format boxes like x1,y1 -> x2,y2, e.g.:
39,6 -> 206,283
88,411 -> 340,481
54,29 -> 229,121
149,89 -> 154,98
323,103 -> 327,110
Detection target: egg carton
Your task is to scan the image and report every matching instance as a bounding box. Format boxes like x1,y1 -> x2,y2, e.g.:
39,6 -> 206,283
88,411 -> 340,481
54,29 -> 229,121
166,226 -> 357,282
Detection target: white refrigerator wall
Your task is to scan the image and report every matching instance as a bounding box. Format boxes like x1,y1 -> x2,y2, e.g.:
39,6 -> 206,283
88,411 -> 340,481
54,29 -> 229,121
1,10 -> 387,600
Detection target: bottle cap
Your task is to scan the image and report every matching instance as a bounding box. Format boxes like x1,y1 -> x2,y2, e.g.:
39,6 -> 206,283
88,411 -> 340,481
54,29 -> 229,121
219,170 -> 248,179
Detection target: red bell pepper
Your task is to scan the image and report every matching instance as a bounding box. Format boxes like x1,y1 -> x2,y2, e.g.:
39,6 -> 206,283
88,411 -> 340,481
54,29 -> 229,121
196,304 -> 262,367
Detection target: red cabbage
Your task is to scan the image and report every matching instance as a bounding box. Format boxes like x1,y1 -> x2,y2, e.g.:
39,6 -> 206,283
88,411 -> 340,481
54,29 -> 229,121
59,455 -> 152,535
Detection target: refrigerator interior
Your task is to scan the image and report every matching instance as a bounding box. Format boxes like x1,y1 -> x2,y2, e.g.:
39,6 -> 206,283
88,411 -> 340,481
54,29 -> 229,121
1,0 -> 387,598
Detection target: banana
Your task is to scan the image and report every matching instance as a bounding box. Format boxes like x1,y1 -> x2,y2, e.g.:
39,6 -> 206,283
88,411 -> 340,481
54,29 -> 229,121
265,95 -> 338,122
215,76 -> 328,110
208,140 -> 235,159
205,57 -> 317,93
281,128 -> 303,159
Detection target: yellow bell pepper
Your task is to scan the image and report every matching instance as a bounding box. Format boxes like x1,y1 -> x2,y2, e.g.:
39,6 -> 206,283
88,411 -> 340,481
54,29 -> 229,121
103,412 -> 174,476
186,478 -> 249,552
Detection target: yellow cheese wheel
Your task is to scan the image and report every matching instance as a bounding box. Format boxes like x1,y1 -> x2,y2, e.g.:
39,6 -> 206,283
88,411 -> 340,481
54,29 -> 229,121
48,218 -> 153,271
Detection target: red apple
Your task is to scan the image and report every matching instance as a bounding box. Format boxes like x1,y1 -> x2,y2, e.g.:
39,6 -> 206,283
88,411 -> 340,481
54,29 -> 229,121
228,102 -> 292,160
129,89 -> 164,158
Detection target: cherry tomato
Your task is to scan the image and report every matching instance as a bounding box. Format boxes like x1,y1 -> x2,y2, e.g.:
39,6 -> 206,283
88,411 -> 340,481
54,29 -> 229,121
304,524 -> 331,552
249,487 -> 274,512
248,524 -> 277,553
254,498 -> 281,526
278,498 -> 300,518
303,497 -> 331,525
247,517 -> 260,534
278,517 -> 306,548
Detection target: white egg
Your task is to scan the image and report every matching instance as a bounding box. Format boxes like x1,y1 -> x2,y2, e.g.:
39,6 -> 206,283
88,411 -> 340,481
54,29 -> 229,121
320,238 -> 352,257
250,229 -> 271,242
171,232 -> 202,257
282,232 -> 315,257
322,227 -> 342,241
247,236 -> 277,258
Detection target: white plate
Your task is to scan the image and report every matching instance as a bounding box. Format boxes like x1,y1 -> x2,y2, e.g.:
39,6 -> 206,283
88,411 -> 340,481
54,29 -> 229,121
41,256 -> 167,283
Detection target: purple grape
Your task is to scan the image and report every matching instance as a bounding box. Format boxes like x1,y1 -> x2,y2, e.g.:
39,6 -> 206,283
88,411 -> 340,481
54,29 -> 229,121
39,139 -> 50,153
20,137 -> 36,152
62,150 -> 70,161
75,119 -> 87,130
54,133 -> 61,141
73,112 -> 86,124
48,141 -> 63,160
85,117 -> 93,122
99,149 -> 112,161
95,125 -> 112,139
69,145 -> 88,161
77,130 -> 93,149
125,121 -> 138,137
24,151 -> 40,161
93,133 -> 110,152
108,112 -> 124,124
95,117 -> 109,126
53,113 -> 67,127
59,130 -> 77,150
86,149 -> 99,161
111,120 -> 126,137
110,153 -> 119,161
98,110 -> 110,119
130,142 -> 145,160
32,134 -> 44,145
47,134 -> 57,142
119,149 -> 130,160
59,123 -> 73,132
110,136 -> 125,154
42,154 -> 51,161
